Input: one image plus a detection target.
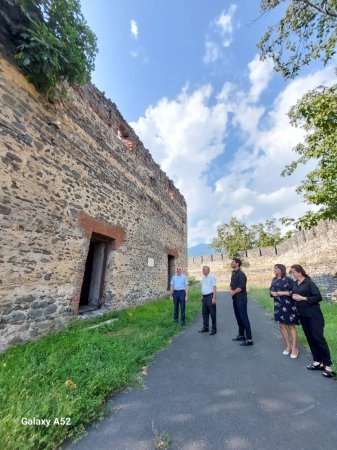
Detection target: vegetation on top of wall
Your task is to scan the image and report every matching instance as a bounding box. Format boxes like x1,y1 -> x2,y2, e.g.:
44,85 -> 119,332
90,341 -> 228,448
0,0 -> 98,97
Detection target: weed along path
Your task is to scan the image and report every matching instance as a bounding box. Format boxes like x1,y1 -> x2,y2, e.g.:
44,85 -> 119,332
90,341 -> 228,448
66,291 -> 337,450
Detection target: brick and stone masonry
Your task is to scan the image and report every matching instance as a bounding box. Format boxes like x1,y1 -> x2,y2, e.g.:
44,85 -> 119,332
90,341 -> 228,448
188,220 -> 337,295
0,47 -> 187,352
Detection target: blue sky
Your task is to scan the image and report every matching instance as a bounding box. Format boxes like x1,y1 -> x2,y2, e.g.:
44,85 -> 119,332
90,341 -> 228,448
80,0 -> 335,247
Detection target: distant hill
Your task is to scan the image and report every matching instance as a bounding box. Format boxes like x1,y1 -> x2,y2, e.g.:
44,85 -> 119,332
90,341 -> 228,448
188,243 -> 215,257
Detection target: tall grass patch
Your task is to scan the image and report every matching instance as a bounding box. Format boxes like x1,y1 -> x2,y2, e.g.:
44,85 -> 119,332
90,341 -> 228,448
0,288 -> 201,450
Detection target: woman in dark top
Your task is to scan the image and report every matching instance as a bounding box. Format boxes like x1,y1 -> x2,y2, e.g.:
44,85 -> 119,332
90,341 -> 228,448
270,264 -> 299,358
291,264 -> 335,378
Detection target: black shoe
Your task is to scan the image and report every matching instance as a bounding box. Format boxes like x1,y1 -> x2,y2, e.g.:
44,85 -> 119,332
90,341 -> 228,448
322,369 -> 336,378
232,335 -> 245,341
240,340 -> 253,346
209,330 -> 217,335
307,363 -> 324,370
198,328 -> 209,333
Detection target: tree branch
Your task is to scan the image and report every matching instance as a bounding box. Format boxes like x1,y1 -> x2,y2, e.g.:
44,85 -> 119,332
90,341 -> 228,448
294,0 -> 337,18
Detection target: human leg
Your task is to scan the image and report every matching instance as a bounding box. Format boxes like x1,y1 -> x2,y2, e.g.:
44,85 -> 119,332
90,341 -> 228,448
173,292 -> 179,323
308,315 -> 332,367
179,291 -> 186,325
279,323 -> 291,353
202,296 -> 210,331
301,316 -> 323,365
236,299 -> 252,340
289,325 -> 298,357
233,299 -> 245,337
210,303 -> 217,332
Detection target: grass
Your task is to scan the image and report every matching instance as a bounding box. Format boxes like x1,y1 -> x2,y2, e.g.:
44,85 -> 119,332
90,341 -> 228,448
152,422 -> 172,450
249,287 -> 337,369
0,287 -> 202,450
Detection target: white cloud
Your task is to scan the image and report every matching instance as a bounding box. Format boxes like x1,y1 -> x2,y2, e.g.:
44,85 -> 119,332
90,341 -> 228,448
203,40 -> 220,64
203,4 -> 237,63
216,4 -> 237,46
131,60 -> 336,246
248,55 -> 274,102
130,19 -> 138,39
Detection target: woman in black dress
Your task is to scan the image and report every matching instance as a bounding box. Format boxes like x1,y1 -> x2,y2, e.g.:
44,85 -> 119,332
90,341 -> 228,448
291,264 -> 335,378
270,264 -> 299,358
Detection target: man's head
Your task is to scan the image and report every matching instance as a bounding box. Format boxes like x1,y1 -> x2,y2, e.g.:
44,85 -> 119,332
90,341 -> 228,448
176,266 -> 183,275
231,258 -> 242,269
202,266 -> 210,276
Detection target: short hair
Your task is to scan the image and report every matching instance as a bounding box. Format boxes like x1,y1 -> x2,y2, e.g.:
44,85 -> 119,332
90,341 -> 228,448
203,265 -> 210,271
232,258 -> 242,267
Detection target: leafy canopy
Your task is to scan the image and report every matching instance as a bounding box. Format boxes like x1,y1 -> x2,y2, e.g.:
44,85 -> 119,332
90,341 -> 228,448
1,0 -> 98,96
258,1 -> 337,229
210,218 -> 286,259
258,0 -> 337,78
281,85 -> 337,229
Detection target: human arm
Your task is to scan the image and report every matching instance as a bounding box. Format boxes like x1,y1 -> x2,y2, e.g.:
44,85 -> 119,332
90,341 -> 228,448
229,271 -> 246,296
292,280 -> 322,304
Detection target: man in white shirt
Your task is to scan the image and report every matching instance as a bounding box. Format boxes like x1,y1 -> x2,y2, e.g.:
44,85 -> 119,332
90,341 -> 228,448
198,266 -> 217,335
170,266 -> 189,326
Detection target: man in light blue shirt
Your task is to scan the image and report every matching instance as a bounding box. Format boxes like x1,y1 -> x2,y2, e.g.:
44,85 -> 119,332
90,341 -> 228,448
170,266 -> 189,326
199,266 -> 217,335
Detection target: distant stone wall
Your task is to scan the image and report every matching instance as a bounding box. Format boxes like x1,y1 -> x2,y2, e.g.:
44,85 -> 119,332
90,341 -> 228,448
0,48 -> 187,351
188,221 -> 337,294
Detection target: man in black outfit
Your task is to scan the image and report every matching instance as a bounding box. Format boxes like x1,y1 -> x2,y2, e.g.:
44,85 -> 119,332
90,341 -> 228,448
229,258 -> 253,346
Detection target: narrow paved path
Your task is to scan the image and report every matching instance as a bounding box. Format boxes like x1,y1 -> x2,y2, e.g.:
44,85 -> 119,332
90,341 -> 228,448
66,292 -> 337,450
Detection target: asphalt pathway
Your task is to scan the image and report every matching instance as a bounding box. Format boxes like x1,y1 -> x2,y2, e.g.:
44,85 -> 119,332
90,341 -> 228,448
66,292 -> 337,450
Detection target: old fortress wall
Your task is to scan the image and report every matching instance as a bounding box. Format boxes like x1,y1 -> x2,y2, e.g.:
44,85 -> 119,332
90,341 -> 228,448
188,221 -> 337,294
0,47 -> 187,352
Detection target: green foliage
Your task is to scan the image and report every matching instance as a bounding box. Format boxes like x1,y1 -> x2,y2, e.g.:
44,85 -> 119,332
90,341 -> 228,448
258,1 -> 337,229
258,0 -> 337,78
211,217 -> 287,258
188,275 -> 199,285
251,219 -> 283,248
210,217 -> 255,259
281,84 -> 337,229
1,0 -> 98,96
0,288 -> 201,450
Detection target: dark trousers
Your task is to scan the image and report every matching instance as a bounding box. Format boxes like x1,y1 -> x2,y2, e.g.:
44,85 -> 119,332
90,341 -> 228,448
233,298 -> 252,340
202,293 -> 216,331
173,290 -> 186,325
301,315 -> 331,366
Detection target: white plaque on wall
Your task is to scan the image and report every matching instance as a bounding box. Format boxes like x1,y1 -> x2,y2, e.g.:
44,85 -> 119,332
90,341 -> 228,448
148,258 -> 154,267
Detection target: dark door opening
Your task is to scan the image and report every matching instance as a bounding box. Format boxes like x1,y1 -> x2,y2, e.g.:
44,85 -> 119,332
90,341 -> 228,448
167,255 -> 175,290
79,234 -> 112,311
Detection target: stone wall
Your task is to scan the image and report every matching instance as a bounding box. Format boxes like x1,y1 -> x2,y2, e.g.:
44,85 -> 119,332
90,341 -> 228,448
188,221 -> 337,294
0,49 -> 187,352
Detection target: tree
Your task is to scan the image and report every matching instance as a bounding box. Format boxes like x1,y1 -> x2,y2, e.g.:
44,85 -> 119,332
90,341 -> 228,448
258,0 -> 337,78
251,219 -> 283,249
281,85 -> 337,229
0,0 -> 98,96
258,1 -> 337,229
210,217 -> 255,259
